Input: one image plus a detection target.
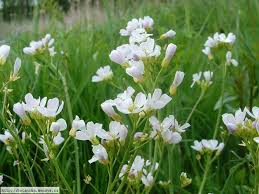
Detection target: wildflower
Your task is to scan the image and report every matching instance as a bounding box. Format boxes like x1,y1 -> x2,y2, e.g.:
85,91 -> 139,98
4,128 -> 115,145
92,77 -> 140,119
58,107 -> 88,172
128,155 -> 145,177
92,65 -> 113,82
149,115 -> 189,144
115,91 -> 146,114
0,45 -> 10,65
102,121 -> 128,143
141,16 -> 154,30
180,172 -> 192,188
70,116 -> 85,137
129,28 -> 152,44
141,173 -> 154,187
13,102 -> 31,125
39,137 -> 49,160
10,57 -> 21,81
144,89 -> 172,111
109,50 -> 127,66
139,38 -> 161,57
23,34 -> 55,56
0,130 -> 16,154
50,118 -> 67,134
202,47 -> 212,60
88,144 -> 108,164
75,121 -> 106,144
191,139 -> 224,155
169,71 -> 185,95
126,60 -> 145,82
191,71 -> 213,88
226,51 -> 238,66
161,43 -> 177,68
37,97 -> 64,118
53,132 -> 65,145
22,93 -> 41,113
101,100 -> 121,121
222,109 -> 246,132
160,30 -> 176,39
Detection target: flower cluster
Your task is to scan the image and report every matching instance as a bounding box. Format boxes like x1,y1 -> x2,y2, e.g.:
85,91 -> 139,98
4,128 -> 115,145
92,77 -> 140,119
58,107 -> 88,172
202,32 -> 236,59
149,115 -> 190,144
101,87 -> 171,116
191,139 -> 224,155
92,65 -> 113,82
13,93 -> 64,124
191,71 -> 213,88
23,34 -> 56,56
119,155 -> 159,188
222,107 -> 259,143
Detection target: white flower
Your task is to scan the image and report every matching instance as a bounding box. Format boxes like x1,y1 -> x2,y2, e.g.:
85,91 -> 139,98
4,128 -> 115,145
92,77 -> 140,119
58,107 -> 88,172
102,121 -> 128,142
203,71 -> 213,83
0,175 -> 3,185
72,116 -> 86,130
191,72 -> 202,88
23,34 -> 55,56
92,65 -> 113,82
88,144 -> 108,164
129,28 -> 152,44
191,71 -> 213,88
161,130 -> 182,144
141,16 -> 154,30
0,45 -> 10,65
0,130 -> 14,145
171,71 -> 185,87
117,86 -> 135,100
109,50 -> 127,65
191,139 -> 224,154
39,137 -> 49,159
13,102 -> 27,119
223,33 -> 236,45
126,60 -> 145,81
141,173 -> 154,187
161,43 -> 177,68
191,140 -> 203,152
161,30 -> 176,39
202,47 -> 212,59
115,91 -> 146,114
139,38 -> 161,57
149,115 -> 189,144
254,137 -> 259,144
226,51 -> 238,66
22,93 -> 41,113
10,57 -> 21,80
37,97 -> 64,117
101,100 -> 120,120
222,109 -> 246,132
144,89 -> 171,111
129,155 -> 145,177
75,121 -> 106,142
53,132 -> 64,145
119,16 -> 154,36
50,118 -> 67,133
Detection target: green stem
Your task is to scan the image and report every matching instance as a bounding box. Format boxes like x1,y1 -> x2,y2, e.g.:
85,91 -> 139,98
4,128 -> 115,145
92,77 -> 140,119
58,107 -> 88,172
51,158 -> 73,193
56,136 -> 71,159
255,147 -> 259,194
213,63 -> 227,138
58,67 -> 81,194
186,89 -> 206,123
198,158 -> 211,194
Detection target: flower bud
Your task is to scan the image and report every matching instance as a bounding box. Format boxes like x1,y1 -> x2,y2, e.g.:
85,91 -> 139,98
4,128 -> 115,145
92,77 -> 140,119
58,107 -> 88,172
160,30 -> 176,40
109,50 -> 125,65
161,43 -> 177,68
0,45 -> 10,65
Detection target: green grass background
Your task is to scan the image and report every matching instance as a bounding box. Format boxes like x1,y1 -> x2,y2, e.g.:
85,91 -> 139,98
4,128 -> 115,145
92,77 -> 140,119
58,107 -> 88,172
0,0 -> 259,193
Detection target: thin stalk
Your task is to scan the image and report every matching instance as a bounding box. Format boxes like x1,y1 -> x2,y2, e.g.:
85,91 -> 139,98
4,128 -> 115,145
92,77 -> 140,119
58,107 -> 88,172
186,89 -> 206,123
56,136 -> 71,159
58,68 -> 81,194
51,158 -> 73,194
213,63 -> 227,138
153,68 -> 163,90
198,159 -> 211,194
